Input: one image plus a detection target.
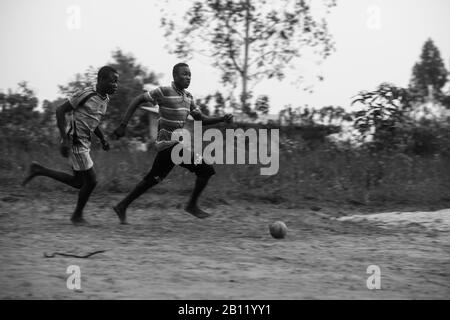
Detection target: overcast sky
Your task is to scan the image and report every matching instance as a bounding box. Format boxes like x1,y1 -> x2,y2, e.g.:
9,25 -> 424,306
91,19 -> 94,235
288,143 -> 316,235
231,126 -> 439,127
1,0 -> 449,113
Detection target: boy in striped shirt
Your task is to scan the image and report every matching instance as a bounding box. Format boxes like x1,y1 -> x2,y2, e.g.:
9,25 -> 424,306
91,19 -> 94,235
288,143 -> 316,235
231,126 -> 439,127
22,66 -> 119,225
112,63 -> 232,224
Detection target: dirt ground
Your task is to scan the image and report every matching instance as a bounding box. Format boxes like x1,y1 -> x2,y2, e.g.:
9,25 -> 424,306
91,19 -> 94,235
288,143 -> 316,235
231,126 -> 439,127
0,186 -> 449,300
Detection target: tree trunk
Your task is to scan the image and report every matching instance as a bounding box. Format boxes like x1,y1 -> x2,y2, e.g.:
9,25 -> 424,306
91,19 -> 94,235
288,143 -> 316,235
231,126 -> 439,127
241,0 -> 251,114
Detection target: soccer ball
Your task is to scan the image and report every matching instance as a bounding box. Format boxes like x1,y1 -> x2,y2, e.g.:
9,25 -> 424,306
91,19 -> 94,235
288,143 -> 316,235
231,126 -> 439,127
269,221 -> 288,239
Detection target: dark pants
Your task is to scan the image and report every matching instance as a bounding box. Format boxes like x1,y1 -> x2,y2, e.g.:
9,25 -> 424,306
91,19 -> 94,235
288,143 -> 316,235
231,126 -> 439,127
144,144 -> 215,182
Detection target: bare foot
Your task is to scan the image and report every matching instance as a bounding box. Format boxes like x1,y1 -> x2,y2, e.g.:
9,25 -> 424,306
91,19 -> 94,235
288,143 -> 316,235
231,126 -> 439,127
70,215 -> 88,226
185,204 -> 211,219
113,204 -> 128,224
22,162 -> 42,186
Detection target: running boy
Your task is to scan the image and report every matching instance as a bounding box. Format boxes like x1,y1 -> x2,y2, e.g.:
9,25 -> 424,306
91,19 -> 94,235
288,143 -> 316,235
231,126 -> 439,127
112,63 -> 232,224
22,66 -> 119,225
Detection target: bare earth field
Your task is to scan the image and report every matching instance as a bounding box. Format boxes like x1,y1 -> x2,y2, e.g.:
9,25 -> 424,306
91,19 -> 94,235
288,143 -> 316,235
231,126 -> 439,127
0,186 -> 449,300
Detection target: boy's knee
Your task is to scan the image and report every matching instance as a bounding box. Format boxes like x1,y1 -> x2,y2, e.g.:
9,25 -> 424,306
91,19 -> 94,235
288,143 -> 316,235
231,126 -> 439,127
84,174 -> 97,187
86,179 -> 97,188
82,169 -> 97,186
74,180 -> 83,189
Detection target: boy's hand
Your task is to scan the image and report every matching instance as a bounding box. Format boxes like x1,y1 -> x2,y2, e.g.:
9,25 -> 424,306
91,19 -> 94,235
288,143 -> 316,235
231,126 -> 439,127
60,138 -> 70,158
112,123 -> 127,140
101,139 -> 110,151
223,114 -> 234,123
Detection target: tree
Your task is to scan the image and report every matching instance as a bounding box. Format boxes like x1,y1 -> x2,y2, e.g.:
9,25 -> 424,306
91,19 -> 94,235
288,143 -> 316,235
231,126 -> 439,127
40,98 -> 66,139
196,98 -> 211,116
0,81 -> 39,127
213,91 -> 225,116
352,83 -> 413,150
279,105 -> 295,125
0,82 -> 47,147
161,0 -> 337,114
279,105 -> 316,125
58,66 -> 98,97
229,94 -> 240,113
107,50 -> 160,137
317,105 -> 350,125
255,95 -> 270,115
409,39 -> 448,104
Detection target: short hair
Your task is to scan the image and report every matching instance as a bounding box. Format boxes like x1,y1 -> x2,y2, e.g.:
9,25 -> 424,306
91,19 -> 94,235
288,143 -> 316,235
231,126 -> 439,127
172,63 -> 189,77
98,66 -> 118,82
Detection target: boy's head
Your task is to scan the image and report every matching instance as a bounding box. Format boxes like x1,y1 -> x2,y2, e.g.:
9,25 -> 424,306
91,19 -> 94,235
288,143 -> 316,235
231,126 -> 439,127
97,66 -> 119,95
172,63 -> 191,89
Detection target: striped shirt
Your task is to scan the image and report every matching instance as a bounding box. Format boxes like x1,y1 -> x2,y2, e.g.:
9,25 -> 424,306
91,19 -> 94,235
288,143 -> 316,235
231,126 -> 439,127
67,88 -> 109,150
144,82 -> 200,151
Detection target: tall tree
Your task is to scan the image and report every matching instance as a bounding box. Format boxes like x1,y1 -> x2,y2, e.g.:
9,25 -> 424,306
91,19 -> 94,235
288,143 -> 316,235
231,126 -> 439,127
409,38 -> 448,104
161,0 -> 337,114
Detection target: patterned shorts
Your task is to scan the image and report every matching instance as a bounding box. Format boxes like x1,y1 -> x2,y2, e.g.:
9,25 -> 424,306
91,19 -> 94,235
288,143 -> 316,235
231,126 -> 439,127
69,144 -> 93,171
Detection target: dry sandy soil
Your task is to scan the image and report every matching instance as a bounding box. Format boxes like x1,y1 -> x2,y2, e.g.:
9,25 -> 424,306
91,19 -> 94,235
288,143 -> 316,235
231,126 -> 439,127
0,186 -> 449,300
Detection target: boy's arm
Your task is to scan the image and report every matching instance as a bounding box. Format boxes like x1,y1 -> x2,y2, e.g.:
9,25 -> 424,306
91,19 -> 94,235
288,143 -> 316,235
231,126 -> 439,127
55,101 -> 73,157
191,110 -> 233,125
94,126 -> 110,151
189,97 -> 233,125
94,126 -> 105,142
56,101 -> 73,139
112,93 -> 150,139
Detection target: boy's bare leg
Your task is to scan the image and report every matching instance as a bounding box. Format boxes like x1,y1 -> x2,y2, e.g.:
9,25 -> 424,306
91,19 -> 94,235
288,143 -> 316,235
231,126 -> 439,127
185,176 -> 211,219
22,161 -> 83,188
113,177 -> 159,224
71,168 -> 97,225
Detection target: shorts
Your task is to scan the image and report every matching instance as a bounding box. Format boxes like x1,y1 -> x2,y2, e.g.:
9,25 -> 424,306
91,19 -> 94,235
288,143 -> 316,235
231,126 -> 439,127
144,143 -> 215,182
69,144 -> 93,171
